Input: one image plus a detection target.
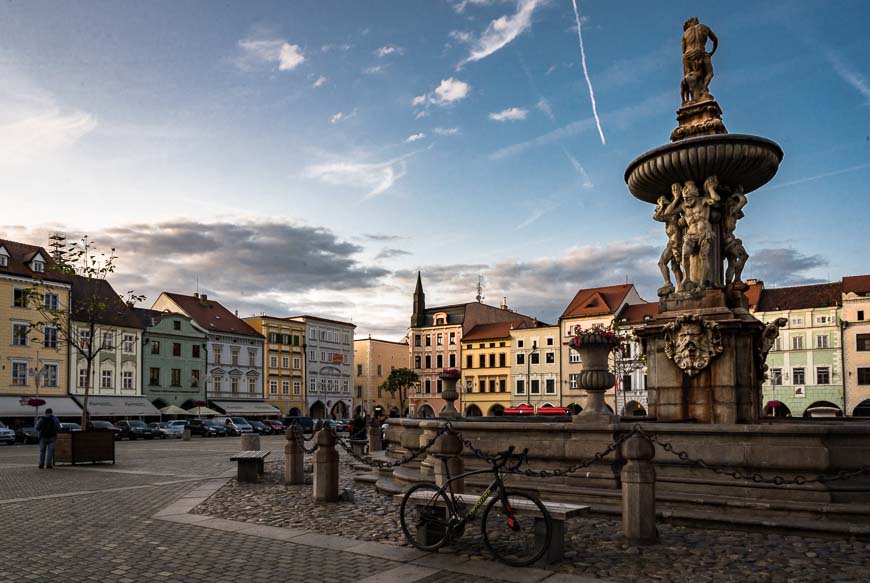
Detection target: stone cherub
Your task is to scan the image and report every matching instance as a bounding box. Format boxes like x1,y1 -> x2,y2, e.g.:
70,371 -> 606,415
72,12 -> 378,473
678,176 -> 720,292
722,184 -> 749,285
654,183 -> 685,295
681,17 -> 718,104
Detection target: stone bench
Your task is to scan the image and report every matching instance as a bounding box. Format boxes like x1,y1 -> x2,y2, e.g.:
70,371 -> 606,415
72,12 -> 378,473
397,489 -> 589,563
230,450 -> 270,483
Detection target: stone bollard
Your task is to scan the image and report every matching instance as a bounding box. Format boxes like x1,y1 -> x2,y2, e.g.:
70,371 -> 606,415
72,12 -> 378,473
621,433 -> 658,545
432,429 -> 464,493
367,426 -> 382,452
284,427 -> 304,485
182,428 -> 191,441
313,428 -> 339,502
241,433 -> 260,451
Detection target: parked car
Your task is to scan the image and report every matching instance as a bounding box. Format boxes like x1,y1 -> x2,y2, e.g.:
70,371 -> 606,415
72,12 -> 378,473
0,422 -> 15,446
187,418 -> 226,437
168,420 -> 188,430
203,419 -> 228,437
213,416 -> 253,435
283,416 -> 315,433
15,426 -> 38,444
149,422 -> 184,439
323,419 -> 341,432
60,422 -> 81,432
263,419 -> 285,433
90,420 -> 123,440
381,422 -> 390,444
248,420 -> 271,435
114,420 -> 157,440
339,419 -> 354,432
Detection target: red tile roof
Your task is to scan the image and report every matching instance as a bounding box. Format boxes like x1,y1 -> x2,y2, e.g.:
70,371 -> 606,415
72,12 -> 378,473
756,282 -> 842,312
0,238 -> 71,284
843,275 -> 870,295
617,302 -> 658,324
462,320 -> 525,341
744,280 -> 764,310
161,292 -> 263,338
561,284 -> 635,318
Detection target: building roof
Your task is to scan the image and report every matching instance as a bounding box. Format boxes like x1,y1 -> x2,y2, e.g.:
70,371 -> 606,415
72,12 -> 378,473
842,275 -> 870,295
414,303 -> 469,327
462,320 -> 525,342
286,314 -> 356,328
756,282 -> 843,312
71,276 -> 144,329
0,238 -> 71,284
744,279 -> 763,310
353,337 -> 408,346
561,284 -> 635,318
617,302 -> 659,325
131,307 -> 164,328
160,292 -> 263,338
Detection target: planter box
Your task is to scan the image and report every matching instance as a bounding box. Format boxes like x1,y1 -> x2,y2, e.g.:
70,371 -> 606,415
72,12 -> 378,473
55,430 -> 116,465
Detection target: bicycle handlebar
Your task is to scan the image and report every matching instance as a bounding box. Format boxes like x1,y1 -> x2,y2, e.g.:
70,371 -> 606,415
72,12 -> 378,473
491,446 -> 528,471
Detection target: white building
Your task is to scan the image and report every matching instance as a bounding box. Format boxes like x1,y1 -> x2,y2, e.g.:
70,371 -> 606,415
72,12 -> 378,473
289,315 -> 355,419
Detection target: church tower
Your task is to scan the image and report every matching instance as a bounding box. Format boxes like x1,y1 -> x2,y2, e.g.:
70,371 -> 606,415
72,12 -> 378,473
411,271 -> 426,327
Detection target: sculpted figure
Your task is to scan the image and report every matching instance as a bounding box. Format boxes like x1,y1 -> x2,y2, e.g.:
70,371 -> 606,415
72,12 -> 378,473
654,183 -> 685,294
722,185 -> 749,284
757,317 -> 788,378
679,176 -> 720,291
664,314 -> 723,377
681,17 -> 718,103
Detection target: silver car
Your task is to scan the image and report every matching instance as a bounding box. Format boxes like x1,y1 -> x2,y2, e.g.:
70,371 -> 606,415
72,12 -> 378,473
148,422 -> 184,439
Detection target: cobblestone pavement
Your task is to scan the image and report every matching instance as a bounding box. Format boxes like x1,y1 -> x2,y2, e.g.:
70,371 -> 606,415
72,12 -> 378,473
0,436 -> 587,583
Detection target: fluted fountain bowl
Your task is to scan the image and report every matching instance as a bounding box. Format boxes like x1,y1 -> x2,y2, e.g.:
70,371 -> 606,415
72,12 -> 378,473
624,134 -> 783,204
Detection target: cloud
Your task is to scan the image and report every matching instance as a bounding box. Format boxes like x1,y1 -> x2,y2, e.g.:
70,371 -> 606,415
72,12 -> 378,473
330,109 -> 357,124
432,127 -> 461,136
489,107 -> 528,122
412,77 -> 470,111
562,149 -> 593,189
375,45 -> 404,58
452,0 -> 500,13
747,248 -> 828,286
536,98 -> 554,121
321,43 -> 352,52
362,234 -> 405,242
237,38 -> 305,71
765,162 -> 870,191
375,248 -> 412,260
364,64 -> 388,74
312,76 -> 328,88
303,153 -> 411,198
405,133 -> 426,143
448,30 -> 473,44
824,50 -> 870,104
460,0 -> 541,67
569,0 -> 605,145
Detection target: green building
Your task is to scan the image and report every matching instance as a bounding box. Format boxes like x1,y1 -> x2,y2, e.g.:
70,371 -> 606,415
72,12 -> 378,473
133,308 -> 208,410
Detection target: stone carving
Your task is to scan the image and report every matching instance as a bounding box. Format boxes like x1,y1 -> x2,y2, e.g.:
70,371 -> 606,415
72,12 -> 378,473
757,317 -> 788,377
679,176 -> 720,292
681,17 -> 718,104
664,314 -> 723,377
722,185 -> 749,284
653,183 -> 685,296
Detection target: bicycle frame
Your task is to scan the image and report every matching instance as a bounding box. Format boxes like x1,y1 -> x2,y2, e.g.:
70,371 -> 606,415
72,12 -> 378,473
437,457 -> 508,523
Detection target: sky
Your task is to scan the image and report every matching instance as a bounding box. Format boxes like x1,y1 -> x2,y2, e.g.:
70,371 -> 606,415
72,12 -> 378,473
1,0 -> 868,340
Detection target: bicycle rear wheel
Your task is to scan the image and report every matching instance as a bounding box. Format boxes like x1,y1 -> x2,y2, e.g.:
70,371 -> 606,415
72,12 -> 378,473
481,490 -> 552,567
400,483 -> 453,551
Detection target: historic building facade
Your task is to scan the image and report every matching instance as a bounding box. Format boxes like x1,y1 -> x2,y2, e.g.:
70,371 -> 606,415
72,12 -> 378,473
461,322 -> 517,417
243,315 -> 306,416
353,336 -> 408,417
612,302 -> 657,417
289,315 -> 354,419
508,324 -> 561,411
838,276 -> 870,416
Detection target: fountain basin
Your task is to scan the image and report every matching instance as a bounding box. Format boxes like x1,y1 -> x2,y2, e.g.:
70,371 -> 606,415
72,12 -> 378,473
625,134 -> 783,204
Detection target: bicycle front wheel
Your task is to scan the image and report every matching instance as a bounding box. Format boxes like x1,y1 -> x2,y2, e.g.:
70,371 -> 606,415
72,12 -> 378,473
481,490 -> 552,567
399,483 -> 453,551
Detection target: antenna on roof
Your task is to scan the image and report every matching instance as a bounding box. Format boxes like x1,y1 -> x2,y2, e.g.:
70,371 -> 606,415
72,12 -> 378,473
196,276 -> 199,295
476,276 -> 485,303
48,232 -> 66,261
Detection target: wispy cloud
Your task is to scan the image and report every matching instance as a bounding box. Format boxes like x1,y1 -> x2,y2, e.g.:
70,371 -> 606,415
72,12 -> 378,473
330,109 -> 357,124
375,247 -> 412,260
452,0 -> 500,13
321,43 -> 352,53
747,248 -> 828,286
237,37 -> 305,71
562,148 -> 593,189
569,0 -> 605,144
459,0 -> 541,67
412,77 -> 470,112
489,107 -> 528,122
433,127 -> 461,136
765,162 -> 870,191
405,133 -> 426,143
448,30 -> 473,44
824,50 -> 870,104
364,64 -> 388,74
536,97 -> 554,121
375,45 -> 404,58
303,153 -> 412,199
312,75 -> 328,88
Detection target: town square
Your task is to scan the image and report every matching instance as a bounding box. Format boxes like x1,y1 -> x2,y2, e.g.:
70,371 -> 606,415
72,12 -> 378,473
1,1 -> 869,582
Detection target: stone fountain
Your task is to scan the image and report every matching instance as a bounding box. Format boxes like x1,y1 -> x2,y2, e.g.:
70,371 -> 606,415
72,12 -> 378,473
625,16 -> 783,424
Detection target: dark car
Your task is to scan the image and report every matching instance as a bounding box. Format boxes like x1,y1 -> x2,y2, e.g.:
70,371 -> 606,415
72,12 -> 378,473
248,420 -> 272,435
15,426 -> 38,444
91,420 -> 123,440
203,420 -> 228,437
0,422 -> 15,446
187,418 -> 225,437
263,420 -> 285,433
60,422 -> 81,432
114,420 -> 157,440
283,416 -> 315,433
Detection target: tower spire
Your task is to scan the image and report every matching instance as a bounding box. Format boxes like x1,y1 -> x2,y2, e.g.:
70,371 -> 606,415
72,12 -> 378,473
412,271 -> 426,327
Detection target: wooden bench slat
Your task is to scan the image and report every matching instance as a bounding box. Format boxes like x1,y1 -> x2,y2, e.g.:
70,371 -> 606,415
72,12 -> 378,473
397,491 -> 590,521
231,451 -> 270,461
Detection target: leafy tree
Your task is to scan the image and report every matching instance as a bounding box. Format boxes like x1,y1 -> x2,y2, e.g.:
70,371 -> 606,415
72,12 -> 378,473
30,236 -> 143,427
380,367 -> 419,417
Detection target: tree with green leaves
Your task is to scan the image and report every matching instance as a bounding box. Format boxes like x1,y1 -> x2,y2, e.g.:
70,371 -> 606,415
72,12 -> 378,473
30,236 -> 144,428
380,367 -> 419,418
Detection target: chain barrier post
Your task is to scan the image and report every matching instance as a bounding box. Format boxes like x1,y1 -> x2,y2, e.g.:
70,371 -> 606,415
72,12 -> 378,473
433,425 -> 464,492
284,426 -> 305,485
367,424 -> 383,452
313,428 -> 339,502
621,431 -> 658,545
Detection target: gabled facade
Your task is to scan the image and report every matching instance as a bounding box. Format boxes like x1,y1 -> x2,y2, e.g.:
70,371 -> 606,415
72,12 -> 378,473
613,302 -> 658,417
288,315 -> 355,419
509,324 -> 561,410
353,337 -> 408,417
461,321 -> 522,417
243,315 -> 306,416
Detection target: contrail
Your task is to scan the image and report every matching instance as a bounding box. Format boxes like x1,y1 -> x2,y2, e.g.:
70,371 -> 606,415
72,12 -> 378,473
570,0 -> 605,145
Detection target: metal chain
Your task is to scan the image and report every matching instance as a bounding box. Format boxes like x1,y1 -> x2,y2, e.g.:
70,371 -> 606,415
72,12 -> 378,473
290,425 -> 319,454
329,424 -> 451,469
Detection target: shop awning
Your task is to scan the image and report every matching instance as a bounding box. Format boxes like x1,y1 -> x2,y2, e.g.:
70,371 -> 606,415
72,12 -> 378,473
765,400 -> 784,409
73,395 -> 161,417
537,406 -> 568,415
211,400 -> 281,416
503,404 -> 535,415
0,396 -> 82,418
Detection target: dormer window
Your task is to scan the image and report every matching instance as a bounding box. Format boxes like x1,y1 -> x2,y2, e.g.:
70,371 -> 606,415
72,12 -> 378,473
32,260 -> 44,273
0,246 -> 8,267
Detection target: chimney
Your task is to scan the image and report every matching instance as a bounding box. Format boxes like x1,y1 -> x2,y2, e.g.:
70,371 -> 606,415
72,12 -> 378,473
199,293 -> 208,306
193,292 -> 199,299
500,296 -> 508,310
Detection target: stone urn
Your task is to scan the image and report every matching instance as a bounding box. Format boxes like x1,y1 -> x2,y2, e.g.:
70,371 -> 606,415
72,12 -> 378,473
439,368 -> 462,419
570,332 -> 619,423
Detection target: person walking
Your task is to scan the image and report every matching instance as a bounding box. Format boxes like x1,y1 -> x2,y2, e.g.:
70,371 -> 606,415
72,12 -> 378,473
36,408 -> 61,469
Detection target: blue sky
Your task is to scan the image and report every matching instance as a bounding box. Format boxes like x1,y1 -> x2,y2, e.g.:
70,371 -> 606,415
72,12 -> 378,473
1,0 -> 868,338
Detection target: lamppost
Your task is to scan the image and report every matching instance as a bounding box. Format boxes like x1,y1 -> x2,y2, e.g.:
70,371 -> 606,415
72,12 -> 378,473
527,340 -> 538,411
28,359 -> 47,426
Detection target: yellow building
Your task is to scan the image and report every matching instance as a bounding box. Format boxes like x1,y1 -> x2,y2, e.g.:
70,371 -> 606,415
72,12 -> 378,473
243,315 -> 306,416
0,239 -> 79,420
353,337 -> 409,417
461,321 -> 524,416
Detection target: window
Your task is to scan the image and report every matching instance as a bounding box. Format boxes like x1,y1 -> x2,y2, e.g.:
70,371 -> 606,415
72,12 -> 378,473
479,355 -> 485,367
449,353 -> 456,367
43,292 -> 59,312
231,347 -> 239,366
486,380 -> 494,393
214,376 -> 222,392
13,288 -> 29,308
790,317 -> 804,327
101,370 -> 112,389
173,343 -> 182,357
102,333 -> 115,349
546,337 -> 554,346
309,377 -> 316,393
466,355 -> 472,368
516,379 -> 525,394
269,332 -> 278,343
546,352 -> 555,364
816,367 -> 830,385
377,364 -> 383,376
282,356 -> 289,368
858,368 -> 870,385
151,340 -> 160,355
622,375 -> 633,391
282,381 -> 290,395
249,378 -> 256,392
0,254 -> 5,267
44,364 -> 59,387
356,385 -> 362,397
192,345 -> 201,358
309,350 -> 316,362
416,355 -> 422,369
857,334 -> 870,352
414,334 -> 421,347
270,380 -> 278,395
570,351 -> 581,363
425,355 -> 431,369
149,368 -> 160,386
231,377 -> 239,393
449,332 -> 456,345
773,337 -> 782,352
213,344 -> 222,363
248,349 -> 257,366
171,369 -> 182,387
424,379 -> 431,394
173,320 -> 181,330
270,355 -> 278,368
791,335 -> 804,350
123,334 -> 135,353
516,353 -> 525,365
770,368 -> 782,385
436,355 -> 443,368
816,315 -> 832,325
859,310 -> 865,321
437,333 -> 443,346
191,369 -> 200,388
792,367 -> 805,385
120,370 -> 133,389
816,335 -> 829,349
569,374 -> 578,389
78,368 -> 88,388
437,380 -> 443,393
499,353 -> 506,367
357,364 -> 363,377
32,260 -> 44,273
293,380 -> 301,395
517,339 -> 524,349
530,353 -> 540,365
545,379 -> 555,394
530,379 -> 540,394
425,335 -> 431,347
12,362 -> 27,386
12,323 -> 28,346
293,356 -> 301,369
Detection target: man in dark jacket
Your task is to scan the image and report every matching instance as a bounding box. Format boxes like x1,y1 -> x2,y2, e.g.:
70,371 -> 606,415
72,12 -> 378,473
36,408 -> 61,469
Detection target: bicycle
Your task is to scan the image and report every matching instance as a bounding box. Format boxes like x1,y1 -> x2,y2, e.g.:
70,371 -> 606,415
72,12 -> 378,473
399,446 -> 553,567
